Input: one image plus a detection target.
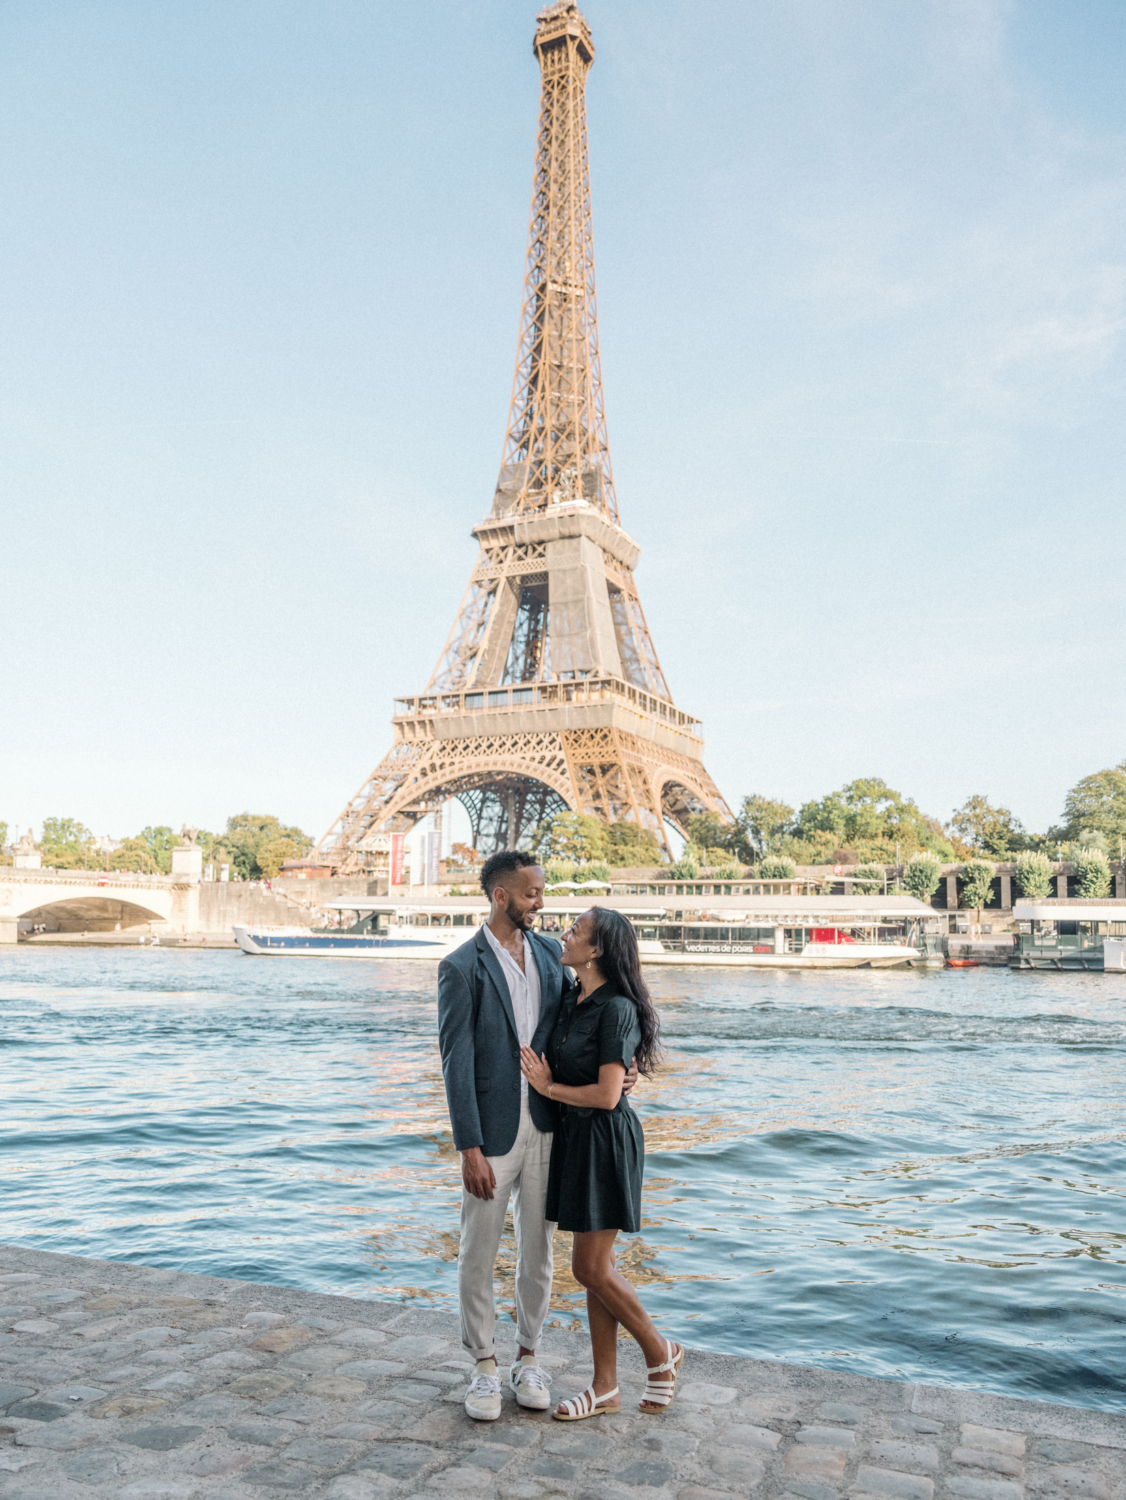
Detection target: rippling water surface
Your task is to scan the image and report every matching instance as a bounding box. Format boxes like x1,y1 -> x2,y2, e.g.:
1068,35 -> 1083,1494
1,948 -> 1124,1409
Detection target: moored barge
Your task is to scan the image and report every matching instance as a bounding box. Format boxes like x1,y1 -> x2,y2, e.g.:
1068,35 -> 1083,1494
234,893 -> 944,968
1011,898 -> 1126,972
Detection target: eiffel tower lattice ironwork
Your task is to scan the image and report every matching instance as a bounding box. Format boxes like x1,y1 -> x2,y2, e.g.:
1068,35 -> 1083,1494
318,0 -> 730,868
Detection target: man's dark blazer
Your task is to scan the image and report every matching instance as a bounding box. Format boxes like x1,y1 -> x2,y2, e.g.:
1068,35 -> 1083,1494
437,925 -> 564,1159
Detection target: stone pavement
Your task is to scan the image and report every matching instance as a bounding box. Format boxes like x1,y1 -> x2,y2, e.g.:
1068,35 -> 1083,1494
0,1246 -> 1121,1500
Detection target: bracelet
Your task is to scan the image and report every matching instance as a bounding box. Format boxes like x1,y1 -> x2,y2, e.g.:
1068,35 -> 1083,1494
548,1084 -> 555,1101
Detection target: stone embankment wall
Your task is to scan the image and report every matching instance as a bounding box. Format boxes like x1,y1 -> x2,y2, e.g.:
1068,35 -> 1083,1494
197,884 -> 317,936
272,876 -> 387,903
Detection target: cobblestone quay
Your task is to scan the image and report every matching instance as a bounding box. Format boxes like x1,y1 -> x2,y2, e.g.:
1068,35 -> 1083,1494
0,1247 -> 1121,1500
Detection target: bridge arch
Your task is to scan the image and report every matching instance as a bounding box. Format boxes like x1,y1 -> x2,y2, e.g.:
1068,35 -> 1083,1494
18,896 -> 168,934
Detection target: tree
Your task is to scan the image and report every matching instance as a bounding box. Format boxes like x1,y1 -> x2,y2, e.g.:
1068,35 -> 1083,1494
948,795 -> 1026,856
1061,760 -> 1126,845
112,837 -> 162,874
960,859 -> 996,920
853,862 -> 887,893
540,811 -> 610,866
735,796 -> 794,858
450,842 -> 481,868
1067,844 -> 1111,899
668,841 -> 705,879
1013,850 -> 1053,899
257,837 -> 297,879
40,816 -> 95,870
793,778 -> 952,862
108,826 -> 183,874
606,820 -> 662,867
0,821 -> 7,850
903,852 -> 942,902
141,826 -> 177,873
758,855 -> 796,880
683,812 -> 731,858
223,813 -> 313,881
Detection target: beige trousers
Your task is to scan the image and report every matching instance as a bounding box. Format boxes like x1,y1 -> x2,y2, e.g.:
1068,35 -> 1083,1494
457,1094 -> 556,1359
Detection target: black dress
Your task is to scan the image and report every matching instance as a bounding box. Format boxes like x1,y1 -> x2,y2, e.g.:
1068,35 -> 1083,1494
544,981 -> 645,1234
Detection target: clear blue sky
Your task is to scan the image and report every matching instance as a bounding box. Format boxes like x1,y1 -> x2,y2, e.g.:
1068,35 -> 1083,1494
2,0 -> 1124,846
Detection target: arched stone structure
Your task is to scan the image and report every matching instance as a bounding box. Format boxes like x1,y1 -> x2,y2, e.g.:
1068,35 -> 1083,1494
0,872 -> 190,942
18,897 -> 168,934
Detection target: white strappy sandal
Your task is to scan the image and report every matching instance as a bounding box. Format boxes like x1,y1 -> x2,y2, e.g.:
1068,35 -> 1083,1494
639,1340 -> 684,1413
553,1384 -> 621,1421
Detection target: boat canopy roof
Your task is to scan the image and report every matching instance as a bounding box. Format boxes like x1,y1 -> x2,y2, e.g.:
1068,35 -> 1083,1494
319,893 -> 935,921
1014,898 -> 1126,921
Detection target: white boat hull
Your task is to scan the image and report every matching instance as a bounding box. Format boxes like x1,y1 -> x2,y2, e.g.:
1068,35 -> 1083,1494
233,925 -> 921,968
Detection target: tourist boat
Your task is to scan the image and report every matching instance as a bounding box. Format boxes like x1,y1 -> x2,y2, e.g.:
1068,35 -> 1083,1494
1011,899 -> 1126,972
233,893 -> 944,967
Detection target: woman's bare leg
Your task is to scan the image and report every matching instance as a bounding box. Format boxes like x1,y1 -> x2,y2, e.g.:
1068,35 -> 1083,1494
567,1230 -> 681,1412
585,1280 -> 621,1403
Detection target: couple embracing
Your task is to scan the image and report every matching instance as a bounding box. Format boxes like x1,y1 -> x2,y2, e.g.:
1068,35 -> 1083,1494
437,850 -> 683,1423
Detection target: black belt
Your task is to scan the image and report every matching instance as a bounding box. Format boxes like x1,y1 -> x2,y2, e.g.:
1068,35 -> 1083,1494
561,1103 -> 593,1117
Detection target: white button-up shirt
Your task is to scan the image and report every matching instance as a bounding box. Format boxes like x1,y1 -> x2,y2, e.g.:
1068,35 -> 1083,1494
482,922 -> 542,1099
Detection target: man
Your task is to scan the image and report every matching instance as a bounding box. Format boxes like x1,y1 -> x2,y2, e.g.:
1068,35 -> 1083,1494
437,851 -> 637,1422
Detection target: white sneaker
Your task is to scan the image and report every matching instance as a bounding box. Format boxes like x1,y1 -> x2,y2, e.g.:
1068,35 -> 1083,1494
465,1370 -> 502,1421
509,1357 -> 552,1410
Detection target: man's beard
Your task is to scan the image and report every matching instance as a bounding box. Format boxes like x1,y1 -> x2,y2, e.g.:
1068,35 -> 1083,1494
512,909 -> 536,932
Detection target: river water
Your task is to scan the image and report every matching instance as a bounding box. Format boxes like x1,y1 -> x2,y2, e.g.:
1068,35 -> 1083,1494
1,947 -> 1123,1409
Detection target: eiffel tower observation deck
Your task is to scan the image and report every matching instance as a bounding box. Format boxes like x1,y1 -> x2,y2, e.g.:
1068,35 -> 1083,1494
319,1 -> 730,868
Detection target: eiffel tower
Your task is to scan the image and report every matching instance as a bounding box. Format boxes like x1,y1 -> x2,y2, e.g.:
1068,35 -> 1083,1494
318,0 -> 730,869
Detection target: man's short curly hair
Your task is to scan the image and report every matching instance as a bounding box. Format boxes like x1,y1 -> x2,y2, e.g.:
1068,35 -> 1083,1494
480,849 -> 540,897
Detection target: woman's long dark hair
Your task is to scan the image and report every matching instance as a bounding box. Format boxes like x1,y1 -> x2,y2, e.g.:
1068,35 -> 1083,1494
586,907 -> 662,1077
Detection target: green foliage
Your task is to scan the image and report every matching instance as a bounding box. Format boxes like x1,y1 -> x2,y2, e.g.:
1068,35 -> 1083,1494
1067,845 -> 1112,898
668,842 -> 701,879
111,837 -> 162,874
792,778 -> 953,863
757,855 -> 797,880
545,859 -> 610,886
606,820 -> 662,867
1061,760 -> 1126,844
948,795 -> 1026,856
539,811 -> 610,866
683,812 -> 745,863
853,862 -> 887,893
136,826 -> 177,873
960,859 -> 996,913
223,813 -> 312,881
735,796 -> 794,857
1013,850 -> 1054,899
1070,828 -> 1108,853
713,864 -> 743,880
40,815 -> 96,870
903,852 -> 942,901
0,821 -> 7,849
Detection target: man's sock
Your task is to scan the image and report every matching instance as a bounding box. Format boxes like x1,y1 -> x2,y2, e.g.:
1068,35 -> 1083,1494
519,1353 -> 538,1366
475,1357 -> 497,1377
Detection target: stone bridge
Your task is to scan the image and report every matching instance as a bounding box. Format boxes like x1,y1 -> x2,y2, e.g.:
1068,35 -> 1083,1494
0,869 -> 196,942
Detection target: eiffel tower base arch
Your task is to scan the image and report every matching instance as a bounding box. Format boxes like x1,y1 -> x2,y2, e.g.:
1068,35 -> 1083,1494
319,721 -> 729,870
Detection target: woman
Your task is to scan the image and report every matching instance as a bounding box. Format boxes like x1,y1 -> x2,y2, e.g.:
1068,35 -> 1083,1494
520,907 -> 683,1420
